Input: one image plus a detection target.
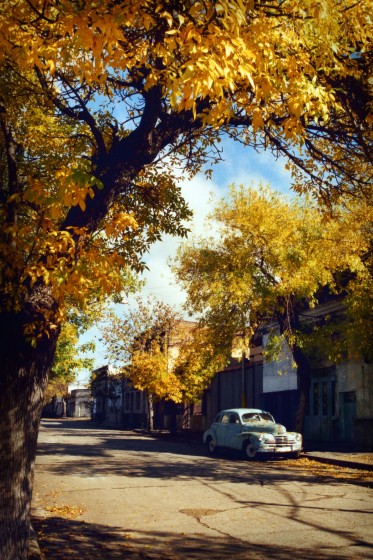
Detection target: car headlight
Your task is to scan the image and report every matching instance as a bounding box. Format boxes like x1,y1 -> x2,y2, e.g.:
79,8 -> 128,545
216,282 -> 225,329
258,434 -> 275,443
295,433 -> 302,442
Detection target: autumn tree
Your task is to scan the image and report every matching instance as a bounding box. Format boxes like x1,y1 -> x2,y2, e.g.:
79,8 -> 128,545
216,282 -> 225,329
0,1 -> 372,558
173,184 -> 372,431
173,325 -> 228,403
102,297 -> 186,429
44,321 -> 94,416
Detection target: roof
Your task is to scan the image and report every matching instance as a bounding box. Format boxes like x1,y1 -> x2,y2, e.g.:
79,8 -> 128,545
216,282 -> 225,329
218,408 -> 266,415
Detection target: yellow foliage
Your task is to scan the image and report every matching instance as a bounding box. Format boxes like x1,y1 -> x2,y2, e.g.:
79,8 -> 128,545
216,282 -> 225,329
0,0 -> 371,344
174,183 -> 372,360
130,349 -> 183,403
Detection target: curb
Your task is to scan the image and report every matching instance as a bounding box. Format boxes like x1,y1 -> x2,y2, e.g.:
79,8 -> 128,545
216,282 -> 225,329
145,430 -> 373,471
302,452 -> 373,472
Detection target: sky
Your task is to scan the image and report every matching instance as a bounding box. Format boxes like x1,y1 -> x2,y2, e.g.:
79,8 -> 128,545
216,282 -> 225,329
74,136 -> 293,386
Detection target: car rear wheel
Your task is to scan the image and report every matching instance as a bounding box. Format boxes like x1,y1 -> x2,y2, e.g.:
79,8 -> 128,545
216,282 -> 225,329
243,441 -> 257,460
206,437 -> 217,455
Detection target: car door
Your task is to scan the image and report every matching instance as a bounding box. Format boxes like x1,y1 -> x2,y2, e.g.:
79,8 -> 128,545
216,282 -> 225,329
215,412 -> 230,446
225,412 -> 243,449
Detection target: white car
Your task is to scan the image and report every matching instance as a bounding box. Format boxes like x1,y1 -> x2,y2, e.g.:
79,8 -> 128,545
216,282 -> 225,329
203,408 -> 302,459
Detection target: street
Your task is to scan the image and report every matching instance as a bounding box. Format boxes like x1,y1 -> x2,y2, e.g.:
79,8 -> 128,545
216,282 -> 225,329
33,419 -> 373,560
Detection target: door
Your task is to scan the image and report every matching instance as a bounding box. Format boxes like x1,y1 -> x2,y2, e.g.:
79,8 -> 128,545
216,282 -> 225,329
225,412 -> 243,449
215,412 -> 230,446
306,376 -> 336,442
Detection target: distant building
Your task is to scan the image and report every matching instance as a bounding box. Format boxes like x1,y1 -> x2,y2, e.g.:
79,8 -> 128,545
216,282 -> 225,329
91,321 -> 197,429
66,388 -> 92,418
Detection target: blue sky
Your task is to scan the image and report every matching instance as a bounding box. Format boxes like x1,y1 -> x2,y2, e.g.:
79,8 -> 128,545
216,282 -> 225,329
74,137 -> 293,386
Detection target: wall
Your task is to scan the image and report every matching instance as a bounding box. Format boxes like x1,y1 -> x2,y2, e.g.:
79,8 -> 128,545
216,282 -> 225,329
335,360 -> 373,447
204,363 -> 263,426
67,389 -> 92,417
262,334 -> 297,393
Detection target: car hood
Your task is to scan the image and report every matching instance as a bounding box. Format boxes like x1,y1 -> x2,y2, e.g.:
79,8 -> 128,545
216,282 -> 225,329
241,422 -> 287,435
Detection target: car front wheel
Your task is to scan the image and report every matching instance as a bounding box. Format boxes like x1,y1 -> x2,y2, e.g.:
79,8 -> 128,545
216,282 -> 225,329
243,441 -> 257,460
206,437 -> 217,455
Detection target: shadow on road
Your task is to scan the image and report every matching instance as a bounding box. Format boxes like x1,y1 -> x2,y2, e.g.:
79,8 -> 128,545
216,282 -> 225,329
32,514 -> 373,560
36,419 -> 368,490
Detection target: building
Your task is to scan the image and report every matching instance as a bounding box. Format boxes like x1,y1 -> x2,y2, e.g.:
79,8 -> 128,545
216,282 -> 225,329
66,389 -> 92,418
193,299 -> 373,448
91,320 -> 197,429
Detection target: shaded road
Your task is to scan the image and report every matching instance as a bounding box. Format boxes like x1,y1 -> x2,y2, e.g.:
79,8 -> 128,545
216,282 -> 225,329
33,419 -> 373,559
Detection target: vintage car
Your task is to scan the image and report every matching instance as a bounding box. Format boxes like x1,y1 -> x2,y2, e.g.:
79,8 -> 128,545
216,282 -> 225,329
203,408 -> 302,459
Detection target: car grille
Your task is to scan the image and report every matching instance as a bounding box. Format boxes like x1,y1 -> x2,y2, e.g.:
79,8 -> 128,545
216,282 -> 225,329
275,435 -> 293,446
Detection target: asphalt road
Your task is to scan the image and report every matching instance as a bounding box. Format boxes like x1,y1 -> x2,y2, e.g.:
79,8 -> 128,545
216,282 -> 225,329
32,419 -> 373,560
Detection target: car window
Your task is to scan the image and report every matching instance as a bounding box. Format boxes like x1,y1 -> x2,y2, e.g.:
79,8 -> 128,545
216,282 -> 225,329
214,414 -> 221,423
260,412 -> 275,422
241,412 -> 260,422
229,413 -> 239,424
220,414 -> 230,424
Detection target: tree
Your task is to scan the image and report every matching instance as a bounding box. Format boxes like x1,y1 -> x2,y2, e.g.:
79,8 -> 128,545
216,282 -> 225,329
102,297 -> 184,429
173,183 -> 372,431
173,325 -> 228,403
0,2 -> 371,557
44,322 -> 95,416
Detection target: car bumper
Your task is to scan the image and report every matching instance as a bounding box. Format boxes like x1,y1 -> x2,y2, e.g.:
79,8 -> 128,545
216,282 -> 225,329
257,443 -> 303,454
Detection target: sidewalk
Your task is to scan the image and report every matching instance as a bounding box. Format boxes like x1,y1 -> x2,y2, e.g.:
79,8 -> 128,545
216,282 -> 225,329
302,449 -> 373,471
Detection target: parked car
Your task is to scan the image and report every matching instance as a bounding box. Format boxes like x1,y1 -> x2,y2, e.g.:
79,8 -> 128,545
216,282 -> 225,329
203,408 -> 302,459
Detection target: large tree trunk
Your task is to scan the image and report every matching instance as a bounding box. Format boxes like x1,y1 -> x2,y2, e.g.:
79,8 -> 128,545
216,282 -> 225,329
0,310 -> 58,560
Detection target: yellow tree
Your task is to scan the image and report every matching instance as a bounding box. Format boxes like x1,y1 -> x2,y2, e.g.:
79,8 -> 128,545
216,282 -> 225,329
0,1 -> 372,558
102,296 -> 184,429
129,346 -> 183,429
173,184 -> 372,431
173,326 -> 228,403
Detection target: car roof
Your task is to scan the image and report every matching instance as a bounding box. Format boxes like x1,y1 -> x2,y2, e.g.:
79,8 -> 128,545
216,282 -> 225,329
217,408 -> 268,415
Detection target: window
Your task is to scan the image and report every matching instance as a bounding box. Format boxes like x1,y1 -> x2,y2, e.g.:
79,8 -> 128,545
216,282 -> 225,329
221,414 -> 230,424
310,373 -> 336,418
242,412 -> 260,422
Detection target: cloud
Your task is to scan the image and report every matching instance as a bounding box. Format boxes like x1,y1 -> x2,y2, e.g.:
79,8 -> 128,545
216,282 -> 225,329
140,173 -> 222,310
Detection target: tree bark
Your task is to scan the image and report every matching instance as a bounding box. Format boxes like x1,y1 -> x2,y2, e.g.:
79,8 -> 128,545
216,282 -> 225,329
146,392 -> 154,431
275,297 -> 312,434
0,310 -> 58,560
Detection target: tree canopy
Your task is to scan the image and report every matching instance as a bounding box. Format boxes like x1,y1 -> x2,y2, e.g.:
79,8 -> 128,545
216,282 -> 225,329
102,297 -> 184,402
173,183 -> 372,431
1,0 -> 372,344
173,183 -> 373,365
47,321 -> 94,393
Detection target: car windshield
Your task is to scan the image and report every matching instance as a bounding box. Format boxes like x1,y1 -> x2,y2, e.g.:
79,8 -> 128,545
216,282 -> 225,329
241,412 -> 275,423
